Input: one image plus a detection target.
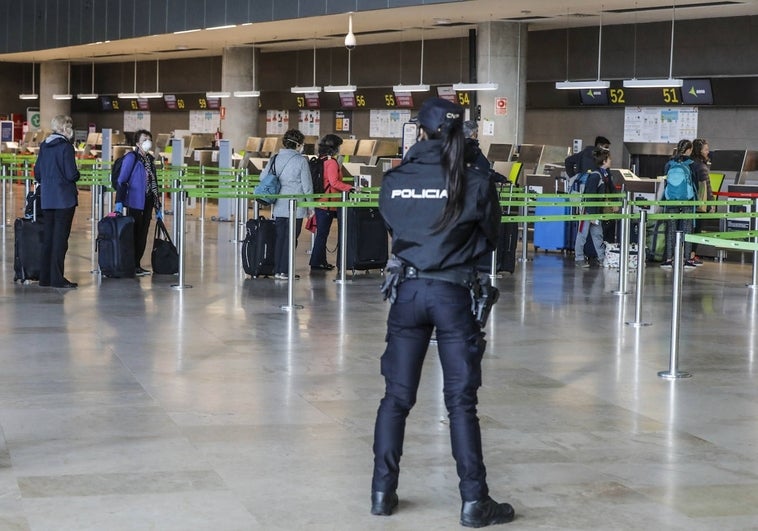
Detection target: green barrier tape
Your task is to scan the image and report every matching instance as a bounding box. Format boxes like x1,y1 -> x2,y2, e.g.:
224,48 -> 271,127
685,234 -> 758,252
501,213 -> 630,223
686,230 -> 758,239
630,199 -> 752,207
648,211 -> 758,221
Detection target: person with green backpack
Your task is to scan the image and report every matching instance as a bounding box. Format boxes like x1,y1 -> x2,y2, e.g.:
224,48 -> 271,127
660,139 -> 697,270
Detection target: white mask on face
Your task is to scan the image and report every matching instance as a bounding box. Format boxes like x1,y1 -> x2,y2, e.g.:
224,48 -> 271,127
141,140 -> 152,152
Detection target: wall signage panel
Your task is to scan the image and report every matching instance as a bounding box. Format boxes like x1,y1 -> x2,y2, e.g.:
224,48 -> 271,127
623,107 -> 698,143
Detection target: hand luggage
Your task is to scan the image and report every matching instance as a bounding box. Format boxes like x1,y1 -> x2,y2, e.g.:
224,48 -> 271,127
345,206 -> 388,273
242,216 -> 276,277
478,183 -> 519,273
13,217 -> 44,282
534,197 -> 568,252
97,214 -> 136,278
14,183 -> 44,283
151,218 -> 179,275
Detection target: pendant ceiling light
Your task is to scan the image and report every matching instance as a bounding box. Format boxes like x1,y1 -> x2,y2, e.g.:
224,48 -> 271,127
52,62 -> 73,100
555,13 -> 610,90
234,45 -> 260,97
454,20 -> 499,92
118,60 -> 139,99
325,13 -> 357,92
140,59 -> 163,98
394,26 -> 430,93
77,62 -> 99,99
19,62 -> 38,100
624,4 -> 683,88
291,40 -> 322,94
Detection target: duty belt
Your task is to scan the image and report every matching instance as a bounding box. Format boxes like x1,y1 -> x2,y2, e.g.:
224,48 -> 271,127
403,265 -> 476,287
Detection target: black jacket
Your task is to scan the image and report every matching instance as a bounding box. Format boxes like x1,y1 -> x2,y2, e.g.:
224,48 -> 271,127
564,146 -> 597,177
33,134 -> 80,209
379,139 -> 500,271
583,168 -> 609,215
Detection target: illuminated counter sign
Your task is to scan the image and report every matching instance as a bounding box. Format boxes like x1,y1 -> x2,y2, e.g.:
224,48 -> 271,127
681,79 -> 713,105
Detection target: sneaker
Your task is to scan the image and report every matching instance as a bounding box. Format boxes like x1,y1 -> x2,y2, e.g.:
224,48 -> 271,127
690,255 -> 704,266
275,273 -> 300,280
460,496 -> 515,528
684,259 -> 697,270
135,267 -> 151,276
660,260 -> 673,269
575,260 -> 590,268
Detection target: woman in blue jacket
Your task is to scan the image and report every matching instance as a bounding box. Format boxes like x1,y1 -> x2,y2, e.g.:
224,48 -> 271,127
114,129 -> 162,276
33,115 -> 80,288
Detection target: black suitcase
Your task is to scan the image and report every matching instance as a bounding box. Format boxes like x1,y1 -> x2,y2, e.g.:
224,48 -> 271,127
478,219 -> 519,274
242,217 -> 276,278
97,214 -> 136,278
13,217 -> 44,282
345,207 -> 388,272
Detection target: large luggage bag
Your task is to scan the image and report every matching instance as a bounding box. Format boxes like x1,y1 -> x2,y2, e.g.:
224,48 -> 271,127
478,220 -> 519,274
97,214 -> 136,278
242,217 -> 276,278
345,206 -> 388,273
534,197 -> 569,252
13,217 -> 44,282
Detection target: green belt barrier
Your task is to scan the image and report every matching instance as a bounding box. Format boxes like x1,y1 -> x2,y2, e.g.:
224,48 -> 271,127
686,231 -> 758,252
502,213 -> 629,223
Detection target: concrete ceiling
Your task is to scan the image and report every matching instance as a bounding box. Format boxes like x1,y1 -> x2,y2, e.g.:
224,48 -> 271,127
1,0 -> 756,63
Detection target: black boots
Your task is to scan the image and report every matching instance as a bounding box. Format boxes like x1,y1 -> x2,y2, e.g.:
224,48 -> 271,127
460,496 -> 515,528
370,491 -> 398,516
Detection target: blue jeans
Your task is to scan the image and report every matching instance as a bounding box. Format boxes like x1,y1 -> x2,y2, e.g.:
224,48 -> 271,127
372,279 -> 489,501
575,219 -> 605,262
309,208 -> 338,267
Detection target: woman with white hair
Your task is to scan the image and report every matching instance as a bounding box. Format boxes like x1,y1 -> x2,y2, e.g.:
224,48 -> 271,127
33,115 -> 80,288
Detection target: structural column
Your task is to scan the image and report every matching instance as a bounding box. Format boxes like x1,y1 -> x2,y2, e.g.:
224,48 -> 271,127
221,46 -> 260,153
475,22 -> 527,156
40,62 -> 71,128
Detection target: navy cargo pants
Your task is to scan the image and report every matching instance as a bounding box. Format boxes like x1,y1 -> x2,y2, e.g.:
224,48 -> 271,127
371,278 -> 489,502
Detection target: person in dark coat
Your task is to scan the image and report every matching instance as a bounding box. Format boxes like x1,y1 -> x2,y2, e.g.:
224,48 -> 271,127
564,135 -> 611,177
463,120 -> 506,183
114,129 -> 162,276
33,115 -> 80,288
371,98 -> 514,527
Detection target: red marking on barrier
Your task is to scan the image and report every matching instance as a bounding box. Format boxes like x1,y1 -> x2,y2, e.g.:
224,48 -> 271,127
714,191 -> 758,198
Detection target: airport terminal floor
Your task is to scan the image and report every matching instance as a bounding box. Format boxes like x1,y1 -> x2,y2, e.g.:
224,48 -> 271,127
2,188 -> 758,530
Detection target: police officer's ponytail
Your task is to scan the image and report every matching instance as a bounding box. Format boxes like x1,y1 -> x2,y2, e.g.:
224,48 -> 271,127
415,98 -> 467,232
429,120 -> 466,232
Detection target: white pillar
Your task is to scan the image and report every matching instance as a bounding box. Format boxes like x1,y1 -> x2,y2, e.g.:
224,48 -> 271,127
476,22 -> 527,157
221,47 -> 260,153
40,62 -> 71,129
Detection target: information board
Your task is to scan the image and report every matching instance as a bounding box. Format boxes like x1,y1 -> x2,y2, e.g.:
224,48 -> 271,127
189,110 -> 220,133
123,111 -> 151,132
623,107 -> 698,143
369,109 -> 411,139
298,110 -> 320,137
266,110 -> 290,135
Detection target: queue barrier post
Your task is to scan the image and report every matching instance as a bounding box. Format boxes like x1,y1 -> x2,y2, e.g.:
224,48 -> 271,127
626,209 -> 652,327
171,188 -> 193,290
518,201 -> 530,263
171,177 -> 181,244
2,164 -> 7,228
749,197 -> 758,289
658,230 -> 691,380
89,183 -> 104,274
612,192 -> 632,295
334,191 -> 352,285
281,198 -> 303,311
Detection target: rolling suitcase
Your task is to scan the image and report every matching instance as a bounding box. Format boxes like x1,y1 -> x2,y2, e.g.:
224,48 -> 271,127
13,217 -> 44,282
345,207 -> 388,273
97,214 -> 136,278
14,183 -> 44,283
534,197 -> 568,252
242,217 -> 276,277
479,183 -> 519,273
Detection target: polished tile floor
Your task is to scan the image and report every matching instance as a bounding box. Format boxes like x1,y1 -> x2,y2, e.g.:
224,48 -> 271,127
2,188 -> 758,530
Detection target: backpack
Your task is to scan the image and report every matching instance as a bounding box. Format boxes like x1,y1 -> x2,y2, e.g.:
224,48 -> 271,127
309,156 -> 325,194
569,171 -> 591,193
110,151 -> 134,191
664,160 -> 695,200
254,154 -> 281,205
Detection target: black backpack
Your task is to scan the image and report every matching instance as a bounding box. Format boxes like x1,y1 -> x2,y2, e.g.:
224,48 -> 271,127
110,151 -> 134,191
309,156 -> 325,194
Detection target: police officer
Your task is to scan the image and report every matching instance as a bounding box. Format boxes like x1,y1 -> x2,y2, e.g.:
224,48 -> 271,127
370,98 -> 515,527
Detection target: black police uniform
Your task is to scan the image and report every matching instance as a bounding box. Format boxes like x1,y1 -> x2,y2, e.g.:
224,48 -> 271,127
372,137 -> 500,502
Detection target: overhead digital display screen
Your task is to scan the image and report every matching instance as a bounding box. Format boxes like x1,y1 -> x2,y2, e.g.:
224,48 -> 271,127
579,89 -> 609,105
681,79 -> 713,105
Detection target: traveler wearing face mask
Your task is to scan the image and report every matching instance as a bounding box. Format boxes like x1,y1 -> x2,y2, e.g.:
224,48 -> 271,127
114,129 -> 162,276
33,114 -> 80,288
268,128 -> 313,280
